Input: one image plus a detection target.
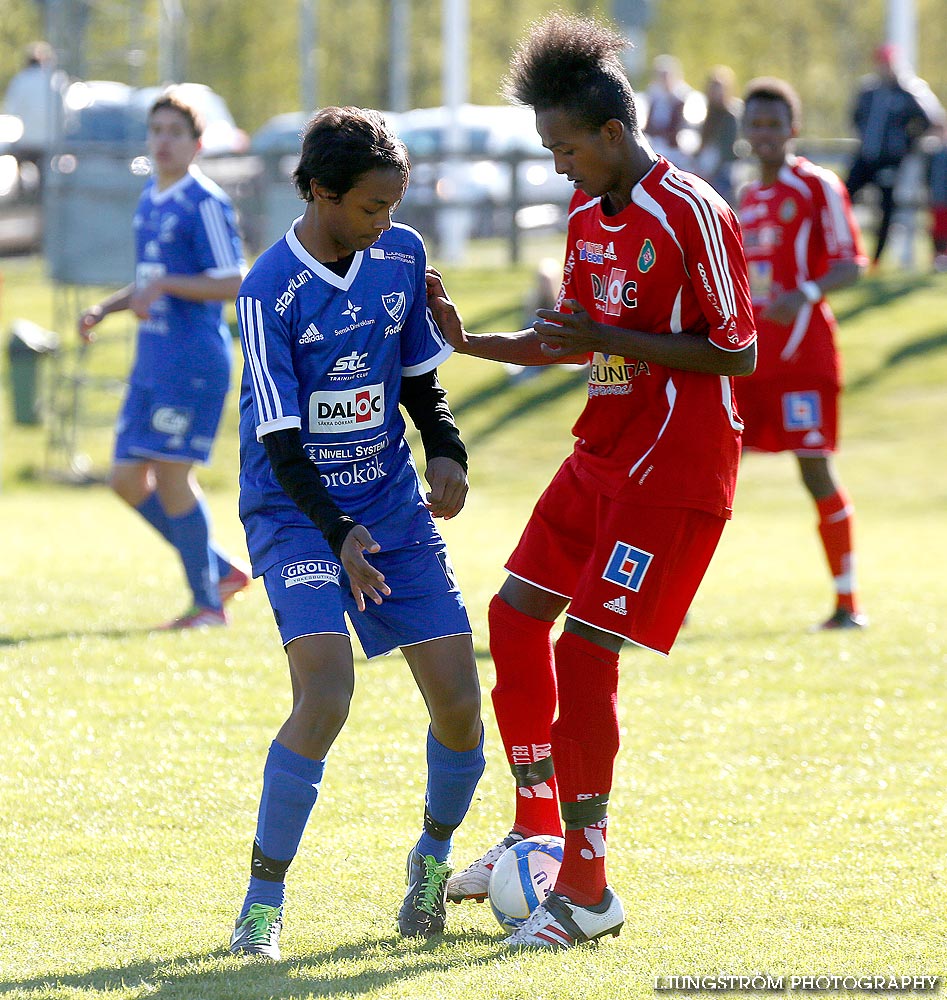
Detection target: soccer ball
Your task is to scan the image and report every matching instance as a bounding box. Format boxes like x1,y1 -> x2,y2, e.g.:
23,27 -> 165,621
488,834 -> 564,930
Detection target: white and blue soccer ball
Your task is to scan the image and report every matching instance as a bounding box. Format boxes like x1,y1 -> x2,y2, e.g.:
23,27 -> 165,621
488,834 -> 565,930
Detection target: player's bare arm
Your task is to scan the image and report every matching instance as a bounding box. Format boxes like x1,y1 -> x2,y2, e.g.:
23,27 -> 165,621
423,456 -> 468,520
130,272 -> 244,320
77,284 -> 136,342
535,299 -> 756,376
425,266 -> 580,367
762,259 -> 865,326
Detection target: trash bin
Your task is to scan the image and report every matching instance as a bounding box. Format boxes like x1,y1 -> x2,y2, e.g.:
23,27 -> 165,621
7,318 -> 59,425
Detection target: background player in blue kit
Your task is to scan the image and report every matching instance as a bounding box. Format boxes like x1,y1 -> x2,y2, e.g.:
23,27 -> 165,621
78,89 -> 249,629
230,106 -> 485,959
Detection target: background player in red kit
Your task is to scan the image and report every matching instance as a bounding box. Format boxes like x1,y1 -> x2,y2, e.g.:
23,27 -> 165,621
425,13 -> 756,949
738,78 -> 868,630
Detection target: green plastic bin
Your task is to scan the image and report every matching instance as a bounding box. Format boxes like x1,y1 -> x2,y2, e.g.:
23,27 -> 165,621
7,319 -> 59,425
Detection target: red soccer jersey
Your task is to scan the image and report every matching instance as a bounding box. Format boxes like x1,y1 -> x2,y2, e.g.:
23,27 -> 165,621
558,158 -> 756,519
738,156 -> 867,384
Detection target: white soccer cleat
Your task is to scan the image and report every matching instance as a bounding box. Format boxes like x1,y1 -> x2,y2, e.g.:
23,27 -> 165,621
446,831 -> 524,903
502,887 -> 624,949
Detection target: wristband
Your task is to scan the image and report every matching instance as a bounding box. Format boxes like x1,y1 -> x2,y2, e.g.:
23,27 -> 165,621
799,280 -> 822,304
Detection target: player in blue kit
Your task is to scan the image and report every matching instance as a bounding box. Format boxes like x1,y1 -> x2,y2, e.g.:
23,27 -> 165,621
229,106 -> 485,959
78,89 -> 250,629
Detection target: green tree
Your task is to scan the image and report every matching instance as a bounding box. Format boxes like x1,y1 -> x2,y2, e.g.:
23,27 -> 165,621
2,0 -> 946,141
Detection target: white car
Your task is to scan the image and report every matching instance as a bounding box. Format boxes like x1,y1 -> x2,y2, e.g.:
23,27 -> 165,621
393,104 -> 572,235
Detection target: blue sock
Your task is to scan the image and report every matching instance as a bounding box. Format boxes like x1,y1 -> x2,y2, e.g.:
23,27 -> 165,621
240,741 -> 325,919
416,726 -> 485,862
136,492 -> 231,579
167,498 -> 221,610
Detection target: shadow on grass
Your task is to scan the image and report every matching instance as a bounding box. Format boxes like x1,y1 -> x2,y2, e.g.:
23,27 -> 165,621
847,327 -> 947,392
833,271 -> 932,325
0,929 -> 507,1000
450,365 -> 586,449
0,626 -> 157,646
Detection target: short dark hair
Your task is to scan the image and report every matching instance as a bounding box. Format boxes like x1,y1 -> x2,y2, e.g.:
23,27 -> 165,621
502,13 -> 639,134
149,88 -> 204,139
293,106 -> 409,202
743,77 -> 802,129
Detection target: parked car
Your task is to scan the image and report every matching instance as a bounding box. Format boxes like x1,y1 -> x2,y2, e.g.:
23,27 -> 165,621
133,82 -> 249,156
61,79 -> 145,147
392,104 -> 572,236
60,79 -> 248,156
0,112 -> 42,255
249,104 -> 571,239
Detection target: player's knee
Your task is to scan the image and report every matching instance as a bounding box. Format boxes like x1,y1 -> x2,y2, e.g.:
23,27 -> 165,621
295,679 -> 352,735
429,687 -> 482,745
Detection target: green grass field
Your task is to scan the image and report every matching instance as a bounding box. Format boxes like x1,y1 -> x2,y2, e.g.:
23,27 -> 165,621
1,249 -> 945,999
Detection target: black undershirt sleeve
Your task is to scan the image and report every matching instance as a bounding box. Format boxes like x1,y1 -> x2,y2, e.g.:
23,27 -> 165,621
262,428 -> 355,562
399,369 -> 468,471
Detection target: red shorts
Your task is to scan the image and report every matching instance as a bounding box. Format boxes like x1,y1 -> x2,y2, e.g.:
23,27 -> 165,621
737,378 -> 839,455
932,206 -> 947,250
505,457 -> 726,655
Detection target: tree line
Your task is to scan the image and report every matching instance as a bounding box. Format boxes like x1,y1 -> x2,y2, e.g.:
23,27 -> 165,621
3,0 -> 946,141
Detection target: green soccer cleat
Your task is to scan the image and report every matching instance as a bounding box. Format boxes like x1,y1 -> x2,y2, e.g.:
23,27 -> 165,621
229,902 -> 283,960
398,849 -> 452,938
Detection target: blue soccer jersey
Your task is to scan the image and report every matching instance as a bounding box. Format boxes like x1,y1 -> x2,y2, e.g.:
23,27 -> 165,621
237,220 -> 452,574
131,165 -> 244,391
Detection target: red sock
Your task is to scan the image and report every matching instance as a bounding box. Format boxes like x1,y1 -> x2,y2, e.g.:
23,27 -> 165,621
816,491 -> 858,613
488,595 -> 562,837
549,631 -> 620,907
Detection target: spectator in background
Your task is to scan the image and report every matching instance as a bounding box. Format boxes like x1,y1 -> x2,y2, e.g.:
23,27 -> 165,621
642,54 -> 697,165
2,41 -> 66,186
694,65 -> 743,205
846,43 -> 945,268
925,126 -> 947,271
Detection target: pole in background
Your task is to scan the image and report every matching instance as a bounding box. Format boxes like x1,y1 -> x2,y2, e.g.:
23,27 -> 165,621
886,0 -> 917,70
158,0 -> 186,83
299,0 -> 318,115
438,0 -> 469,263
389,0 -> 411,113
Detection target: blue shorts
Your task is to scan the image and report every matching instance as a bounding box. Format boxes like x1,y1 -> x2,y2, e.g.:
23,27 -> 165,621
113,382 -> 228,466
262,540 -> 472,659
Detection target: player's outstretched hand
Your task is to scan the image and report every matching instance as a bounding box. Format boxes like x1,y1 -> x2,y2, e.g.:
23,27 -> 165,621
77,305 -> 103,344
424,456 -> 468,520
340,525 -> 391,612
425,267 -> 467,351
534,298 -> 600,358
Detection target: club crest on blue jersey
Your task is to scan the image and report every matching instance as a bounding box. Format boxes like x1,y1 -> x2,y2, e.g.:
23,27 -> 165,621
282,559 -> 340,589
382,292 -> 407,324
782,390 -> 821,431
602,541 -> 653,593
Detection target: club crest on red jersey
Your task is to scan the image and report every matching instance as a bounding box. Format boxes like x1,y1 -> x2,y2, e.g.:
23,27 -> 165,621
778,198 -> 798,223
637,238 -> 656,273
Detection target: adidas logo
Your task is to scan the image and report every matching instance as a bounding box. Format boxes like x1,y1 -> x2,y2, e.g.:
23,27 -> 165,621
603,595 -> 627,615
298,322 -> 323,344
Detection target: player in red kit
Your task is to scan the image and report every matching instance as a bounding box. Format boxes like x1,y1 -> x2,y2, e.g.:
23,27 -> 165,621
738,78 -> 868,630
425,14 -> 756,949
